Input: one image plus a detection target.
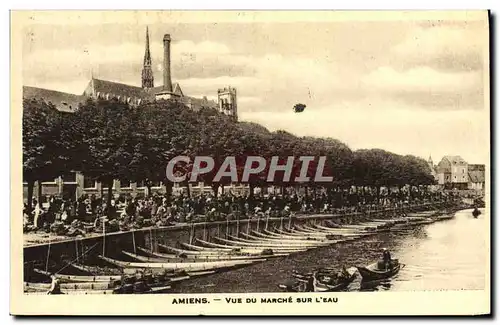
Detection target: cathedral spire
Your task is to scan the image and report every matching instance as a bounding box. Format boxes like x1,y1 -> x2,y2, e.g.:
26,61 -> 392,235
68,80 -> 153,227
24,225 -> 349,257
141,26 -> 154,89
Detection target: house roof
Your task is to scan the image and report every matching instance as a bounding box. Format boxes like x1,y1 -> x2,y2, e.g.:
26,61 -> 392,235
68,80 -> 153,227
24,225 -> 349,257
23,86 -> 86,112
443,155 -> 468,165
468,170 -> 485,183
469,164 -> 485,171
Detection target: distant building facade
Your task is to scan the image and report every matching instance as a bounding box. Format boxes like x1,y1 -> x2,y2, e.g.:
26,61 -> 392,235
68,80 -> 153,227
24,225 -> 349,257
436,155 -> 469,189
468,164 -> 486,190
435,155 -> 486,191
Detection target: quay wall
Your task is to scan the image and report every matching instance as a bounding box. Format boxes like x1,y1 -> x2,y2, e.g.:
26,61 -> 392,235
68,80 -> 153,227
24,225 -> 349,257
22,202 -> 458,276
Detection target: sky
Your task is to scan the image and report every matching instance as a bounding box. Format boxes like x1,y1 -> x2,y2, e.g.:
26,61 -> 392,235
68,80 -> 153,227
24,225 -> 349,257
22,12 -> 490,164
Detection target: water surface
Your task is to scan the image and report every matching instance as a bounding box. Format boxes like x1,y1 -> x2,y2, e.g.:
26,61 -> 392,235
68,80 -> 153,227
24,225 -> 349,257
173,209 -> 488,293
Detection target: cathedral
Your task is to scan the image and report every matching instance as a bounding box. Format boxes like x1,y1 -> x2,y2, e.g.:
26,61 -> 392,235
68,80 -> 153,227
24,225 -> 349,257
23,28 -> 238,120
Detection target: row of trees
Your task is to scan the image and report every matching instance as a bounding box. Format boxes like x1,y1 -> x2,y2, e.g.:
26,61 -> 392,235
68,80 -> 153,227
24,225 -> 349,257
23,98 -> 435,211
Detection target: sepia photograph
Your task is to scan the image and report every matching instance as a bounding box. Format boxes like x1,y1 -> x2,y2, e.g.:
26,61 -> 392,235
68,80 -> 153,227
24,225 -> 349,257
10,10 -> 490,315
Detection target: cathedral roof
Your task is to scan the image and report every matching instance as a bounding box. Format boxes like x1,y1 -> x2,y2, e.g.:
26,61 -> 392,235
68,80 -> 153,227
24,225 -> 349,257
89,78 -> 153,100
151,82 -> 184,97
23,86 -> 86,112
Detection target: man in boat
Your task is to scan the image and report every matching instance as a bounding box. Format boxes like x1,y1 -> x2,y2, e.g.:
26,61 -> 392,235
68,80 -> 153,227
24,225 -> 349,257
338,265 -> 350,280
382,248 -> 392,270
47,274 -> 63,295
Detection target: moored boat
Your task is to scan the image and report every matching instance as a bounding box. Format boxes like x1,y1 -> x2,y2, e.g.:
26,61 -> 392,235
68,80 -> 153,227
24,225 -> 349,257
98,254 -> 264,272
356,260 -> 402,281
279,267 -> 357,292
33,268 -> 122,283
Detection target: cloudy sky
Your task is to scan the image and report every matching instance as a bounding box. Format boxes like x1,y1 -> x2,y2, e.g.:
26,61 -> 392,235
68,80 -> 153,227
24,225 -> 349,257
22,12 -> 489,164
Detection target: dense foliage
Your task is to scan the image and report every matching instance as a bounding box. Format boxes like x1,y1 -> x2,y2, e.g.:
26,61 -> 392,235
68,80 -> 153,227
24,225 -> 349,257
22,98 -> 435,209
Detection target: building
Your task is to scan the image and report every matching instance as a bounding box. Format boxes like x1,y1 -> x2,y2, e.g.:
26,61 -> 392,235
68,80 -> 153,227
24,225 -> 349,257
436,155 -> 469,189
468,164 -> 486,190
23,28 -> 237,118
23,28 -> 239,201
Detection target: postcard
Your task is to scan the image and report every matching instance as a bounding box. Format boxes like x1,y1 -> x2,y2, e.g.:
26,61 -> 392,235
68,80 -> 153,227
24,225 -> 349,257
10,10 -> 490,316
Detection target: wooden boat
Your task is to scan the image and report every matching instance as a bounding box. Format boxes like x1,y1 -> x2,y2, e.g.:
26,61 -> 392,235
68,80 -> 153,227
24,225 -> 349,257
230,233 -> 330,247
25,287 -> 117,295
24,281 -> 117,290
212,237 -> 310,251
69,263 -> 121,275
138,246 -> 207,260
271,227 -> 331,239
159,244 -> 226,256
279,267 -> 357,292
246,230 -> 328,242
255,229 -> 335,242
99,255 -> 263,271
25,285 -> 172,295
33,268 -> 122,283
356,260 -> 402,281
192,239 -> 267,254
125,249 -> 277,262
179,242 -> 246,254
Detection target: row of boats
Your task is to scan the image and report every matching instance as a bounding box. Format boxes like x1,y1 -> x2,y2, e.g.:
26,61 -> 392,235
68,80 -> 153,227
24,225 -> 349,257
24,211 -> 450,294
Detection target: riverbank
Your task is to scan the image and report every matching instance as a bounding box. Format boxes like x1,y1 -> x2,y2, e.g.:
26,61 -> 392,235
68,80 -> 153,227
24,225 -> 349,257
22,200 -> 469,274
23,200 -> 466,248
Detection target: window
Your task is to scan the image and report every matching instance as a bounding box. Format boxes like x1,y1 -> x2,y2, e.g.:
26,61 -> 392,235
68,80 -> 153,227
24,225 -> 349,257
136,180 -> 145,188
62,172 -> 77,183
151,180 -> 161,187
83,176 -> 97,189
121,179 -> 131,188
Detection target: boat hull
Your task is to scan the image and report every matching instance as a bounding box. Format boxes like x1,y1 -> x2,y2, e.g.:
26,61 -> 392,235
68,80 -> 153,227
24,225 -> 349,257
356,263 -> 401,281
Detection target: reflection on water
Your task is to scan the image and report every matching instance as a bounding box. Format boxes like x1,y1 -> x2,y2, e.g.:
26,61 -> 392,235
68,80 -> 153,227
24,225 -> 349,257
174,209 -> 488,293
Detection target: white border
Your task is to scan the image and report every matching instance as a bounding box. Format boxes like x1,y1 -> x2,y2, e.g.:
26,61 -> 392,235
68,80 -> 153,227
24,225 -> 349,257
4,1 -> 498,324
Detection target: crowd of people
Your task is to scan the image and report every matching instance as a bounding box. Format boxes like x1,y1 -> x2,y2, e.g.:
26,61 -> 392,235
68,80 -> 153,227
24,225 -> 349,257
23,186 -> 455,235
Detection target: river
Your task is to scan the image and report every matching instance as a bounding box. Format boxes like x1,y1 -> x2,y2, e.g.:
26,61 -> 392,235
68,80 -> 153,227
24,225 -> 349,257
173,208 -> 488,293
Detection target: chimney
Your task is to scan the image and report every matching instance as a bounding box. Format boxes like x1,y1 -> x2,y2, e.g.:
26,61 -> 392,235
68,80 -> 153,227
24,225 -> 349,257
163,34 -> 173,92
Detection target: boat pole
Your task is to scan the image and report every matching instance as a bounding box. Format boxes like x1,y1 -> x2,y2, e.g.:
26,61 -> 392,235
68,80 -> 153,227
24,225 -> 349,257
45,236 -> 51,273
102,218 -> 106,257
256,215 -> 260,232
75,239 -> 79,264
132,231 -> 137,254
288,213 -> 293,229
236,214 -> 240,237
149,228 -> 153,251
265,214 -> 269,230
203,221 -> 207,241
189,222 -> 194,245
226,215 -> 229,238
247,217 -> 250,234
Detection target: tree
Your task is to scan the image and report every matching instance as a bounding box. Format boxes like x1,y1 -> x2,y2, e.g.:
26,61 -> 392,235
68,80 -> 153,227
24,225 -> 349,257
73,98 -> 137,208
23,99 -> 67,212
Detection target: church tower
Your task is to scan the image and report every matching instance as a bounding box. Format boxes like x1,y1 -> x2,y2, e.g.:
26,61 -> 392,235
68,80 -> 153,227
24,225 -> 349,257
141,27 -> 154,89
